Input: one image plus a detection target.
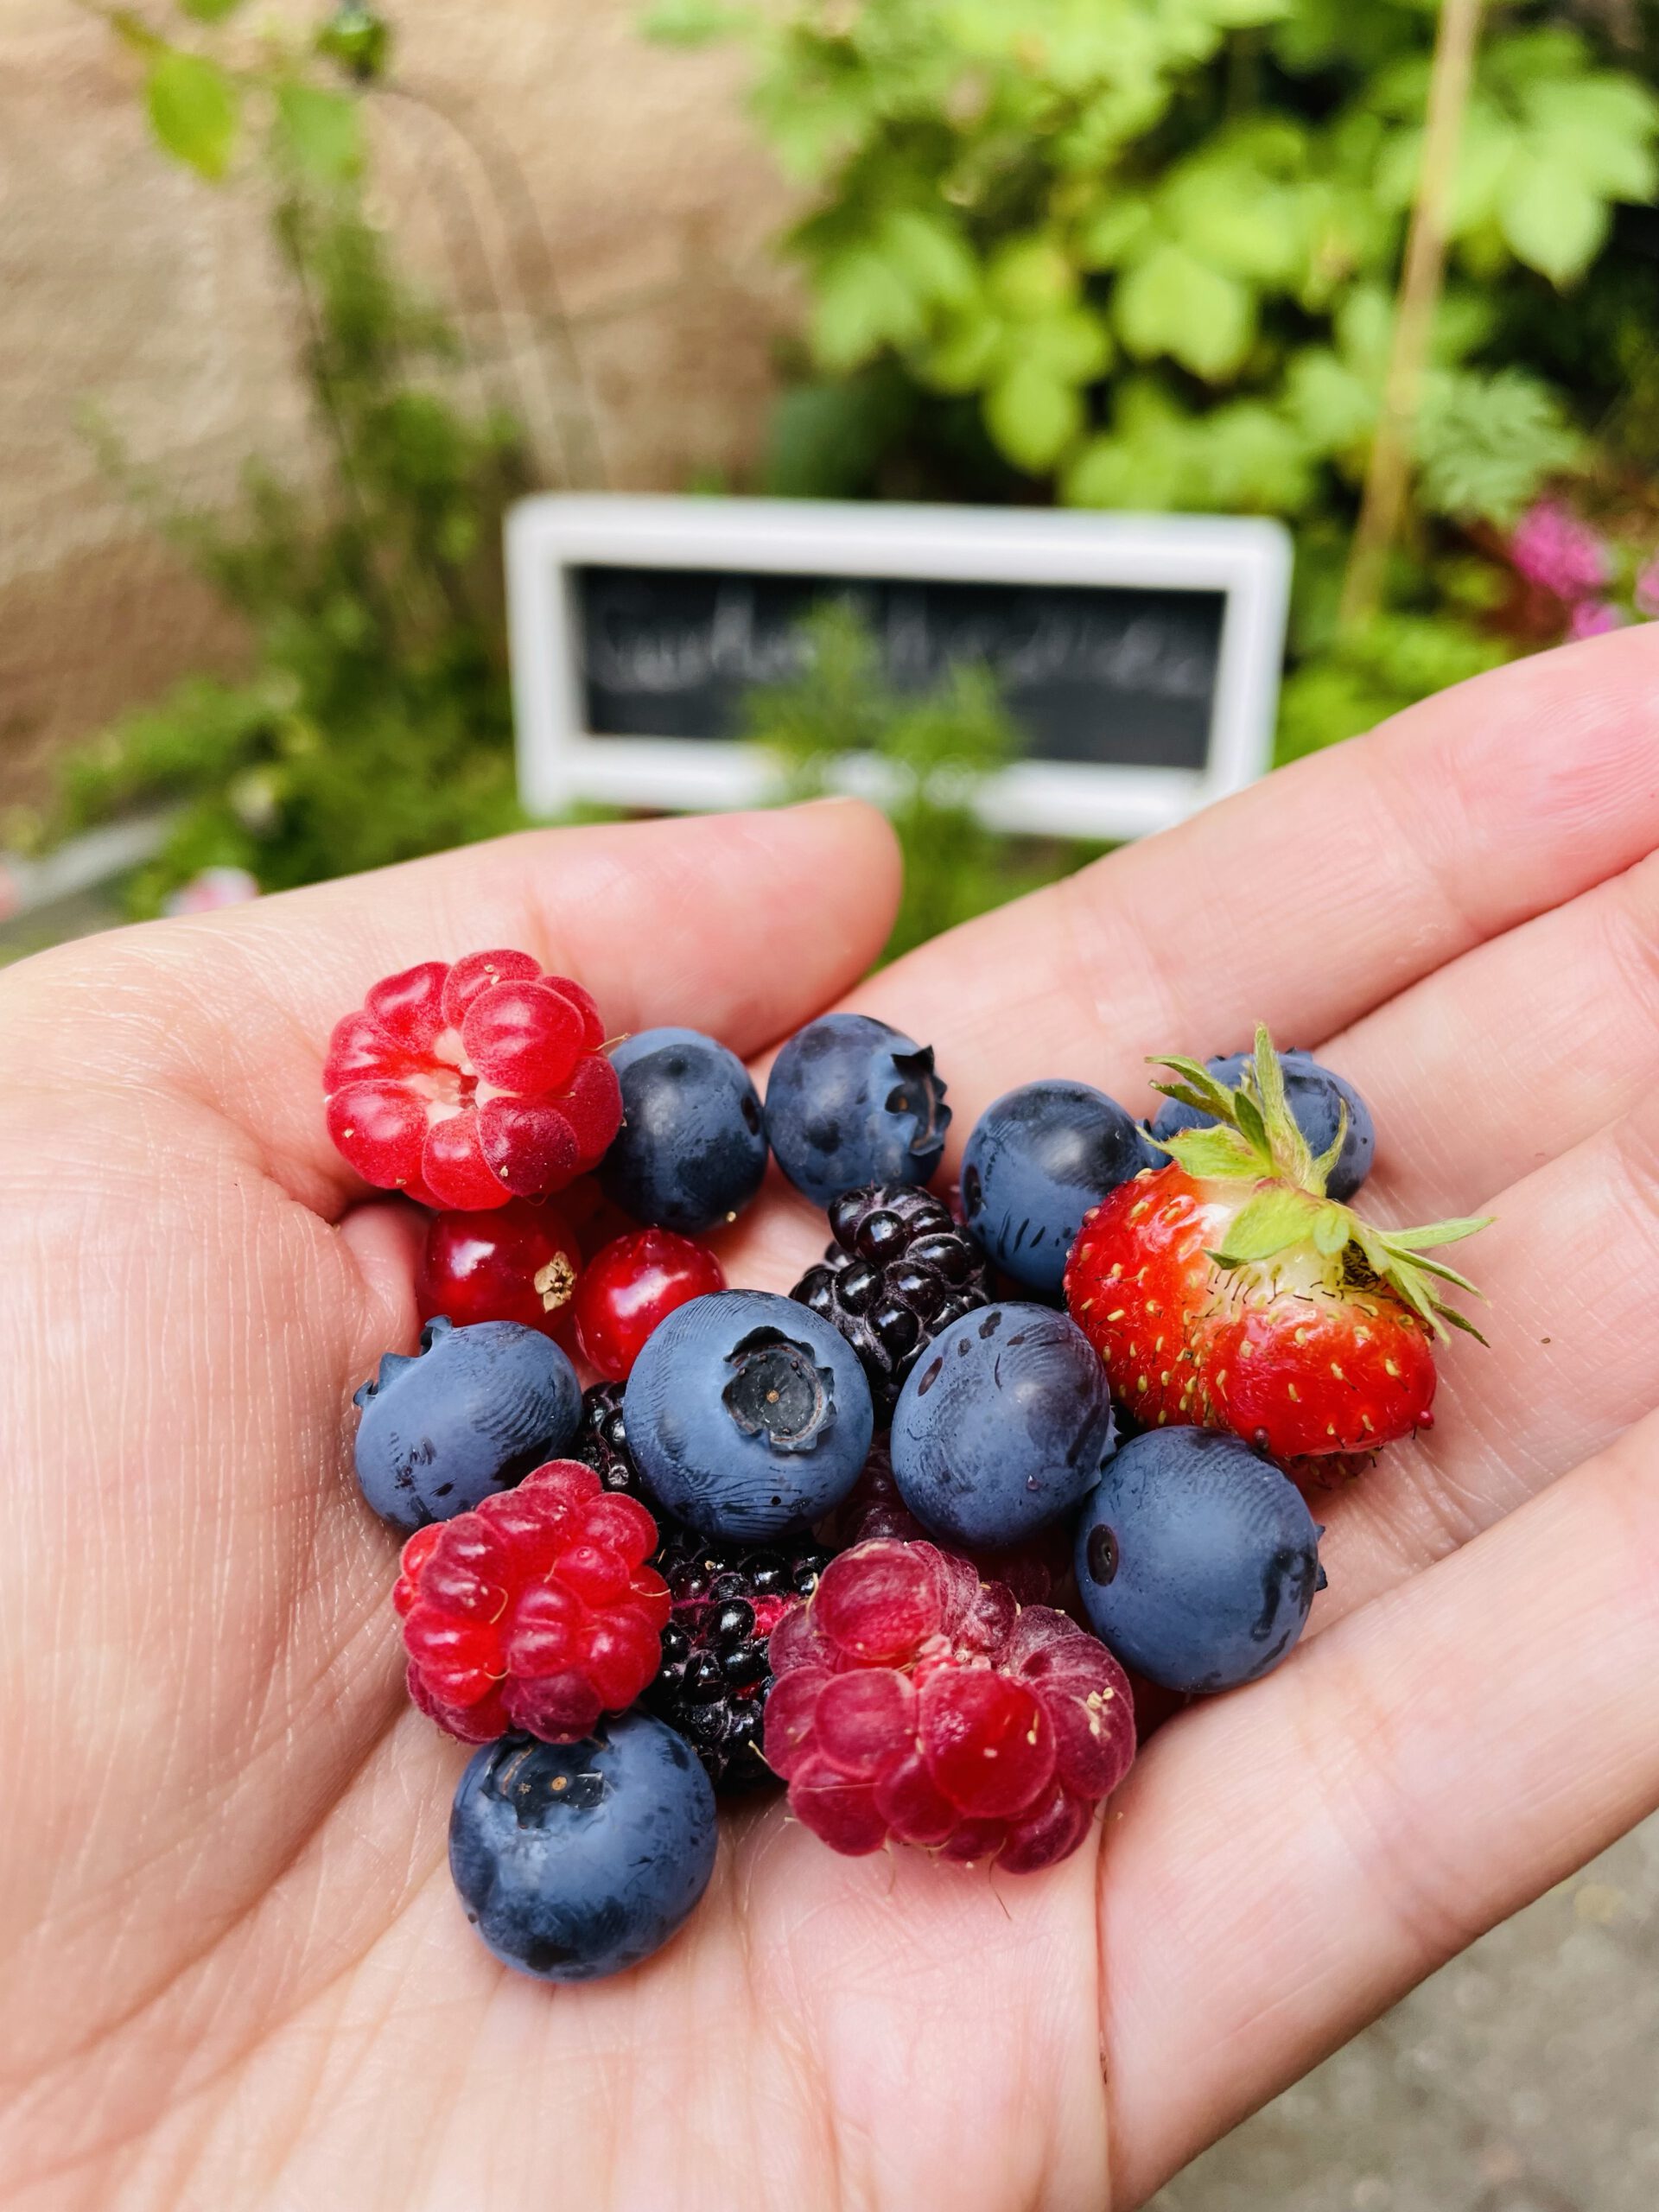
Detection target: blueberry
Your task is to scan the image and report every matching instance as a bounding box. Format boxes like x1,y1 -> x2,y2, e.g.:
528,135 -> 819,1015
1074,1428 -> 1323,1694
599,1027 -> 768,1235
960,1080 -> 1150,1297
624,1289 -> 874,1541
1148,1050 -> 1375,1203
765,1013 -> 950,1209
889,1302 -> 1117,1549
449,1716 -> 717,1982
353,1316 -> 581,1534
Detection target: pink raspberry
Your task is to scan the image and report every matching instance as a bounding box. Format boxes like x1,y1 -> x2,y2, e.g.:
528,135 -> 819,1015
323,950 -> 622,1210
764,1539 -> 1136,1872
395,1461 -> 670,1743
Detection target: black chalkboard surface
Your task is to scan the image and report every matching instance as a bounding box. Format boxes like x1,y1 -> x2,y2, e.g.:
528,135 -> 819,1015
575,565 -> 1225,772
506,497 -> 1290,841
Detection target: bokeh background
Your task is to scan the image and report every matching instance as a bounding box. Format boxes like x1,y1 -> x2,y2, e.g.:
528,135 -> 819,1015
3,2 -> 1656,2200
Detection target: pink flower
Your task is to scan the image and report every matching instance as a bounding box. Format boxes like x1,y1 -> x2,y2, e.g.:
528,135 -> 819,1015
1510,500 -> 1609,601
163,866 -> 261,917
1635,558 -> 1659,619
1567,600 -> 1625,642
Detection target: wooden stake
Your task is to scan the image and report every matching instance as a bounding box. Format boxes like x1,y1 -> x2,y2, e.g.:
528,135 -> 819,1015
1338,0 -> 1486,631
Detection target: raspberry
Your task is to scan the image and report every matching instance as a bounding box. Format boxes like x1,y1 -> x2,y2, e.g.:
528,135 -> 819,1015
323,950 -> 622,1210
765,1538 -> 1135,1871
649,1525 -> 830,1789
395,1460 -> 669,1743
823,1443 -> 1075,1608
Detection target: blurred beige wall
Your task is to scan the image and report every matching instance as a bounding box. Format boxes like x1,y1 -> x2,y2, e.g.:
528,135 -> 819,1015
0,0 -> 793,811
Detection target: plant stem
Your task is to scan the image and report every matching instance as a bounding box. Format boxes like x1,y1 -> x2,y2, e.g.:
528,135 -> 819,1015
1338,0 -> 1485,631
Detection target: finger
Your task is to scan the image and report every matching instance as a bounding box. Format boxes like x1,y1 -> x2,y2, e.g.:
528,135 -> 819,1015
1309,842 -> 1659,1224
848,626 -> 1659,1136
1098,1404 -> 1659,2208
4,800 -> 900,1212
1306,1088 -> 1659,1622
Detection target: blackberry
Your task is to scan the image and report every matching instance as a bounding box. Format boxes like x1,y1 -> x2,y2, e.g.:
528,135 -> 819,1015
570,1381 -> 651,1501
791,1182 -> 990,1418
649,1526 -> 831,1790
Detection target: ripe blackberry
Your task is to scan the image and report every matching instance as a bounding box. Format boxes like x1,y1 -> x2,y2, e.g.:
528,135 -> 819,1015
791,1182 -> 989,1418
650,1526 -> 831,1789
571,1381 -> 651,1501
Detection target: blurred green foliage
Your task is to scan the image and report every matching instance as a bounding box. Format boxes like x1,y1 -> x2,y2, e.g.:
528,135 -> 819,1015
58,4 -> 530,912
741,601 -> 1096,958
647,0 -> 1659,741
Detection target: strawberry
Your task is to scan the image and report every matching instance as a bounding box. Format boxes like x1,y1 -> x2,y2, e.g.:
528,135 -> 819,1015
1064,1029 -> 1487,1461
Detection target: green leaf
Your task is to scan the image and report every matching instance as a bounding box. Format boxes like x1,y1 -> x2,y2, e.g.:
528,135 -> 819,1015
1020,305 -> 1112,383
919,310 -> 1003,394
879,209 -> 979,309
1114,244 -> 1255,381
1498,156 -> 1609,287
275,84 -> 361,184
1153,1124 -> 1264,1180
145,50 -> 238,180
1209,1189 -> 1320,1267
1379,1217 -> 1492,1250
1417,368 -> 1579,524
987,236 -> 1076,317
810,250 -> 925,372
1077,196 -> 1153,270
180,0 -> 243,20
982,360 -> 1084,474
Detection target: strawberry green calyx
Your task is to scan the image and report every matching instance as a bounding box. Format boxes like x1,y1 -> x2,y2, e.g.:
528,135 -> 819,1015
1147,1025 -> 1491,1343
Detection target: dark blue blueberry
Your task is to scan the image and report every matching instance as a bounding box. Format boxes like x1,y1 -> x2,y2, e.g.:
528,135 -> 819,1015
765,1013 -> 950,1209
960,1080 -> 1150,1297
1148,1050 -> 1375,1202
889,1302 -> 1117,1549
353,1315 -> 581,1534
1074,1427 -> 1324,1694
624,1289 -> 874,1541
599,1027 -> 768,1236
449,1716 -> 717,1982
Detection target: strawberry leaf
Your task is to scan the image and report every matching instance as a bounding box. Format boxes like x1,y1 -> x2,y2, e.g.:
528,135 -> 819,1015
1313,1205 -> 1351,1256
1151,1123 -> 1265,1179
1378,1216 -> 1491,1250
1209,1188 -> 1318,1264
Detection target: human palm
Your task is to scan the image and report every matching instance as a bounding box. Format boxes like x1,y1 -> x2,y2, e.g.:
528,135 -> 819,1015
7,627 -> 1659,2212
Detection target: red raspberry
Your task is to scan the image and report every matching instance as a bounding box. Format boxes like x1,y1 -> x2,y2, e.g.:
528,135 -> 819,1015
823,1444 -> 1076,1607
323,950 -> 622,1210
764,1538 -> 1135,1872
395,1460 -> 669,1743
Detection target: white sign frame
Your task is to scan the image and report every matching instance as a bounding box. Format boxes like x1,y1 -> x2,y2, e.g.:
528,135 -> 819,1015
507,493 -> 1291,842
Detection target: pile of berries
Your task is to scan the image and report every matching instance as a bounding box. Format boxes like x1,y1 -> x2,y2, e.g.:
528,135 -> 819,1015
328,957 -> 1487,1986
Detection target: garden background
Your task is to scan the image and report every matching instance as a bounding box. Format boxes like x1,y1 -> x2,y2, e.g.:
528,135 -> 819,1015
3,2 -> 1658,2201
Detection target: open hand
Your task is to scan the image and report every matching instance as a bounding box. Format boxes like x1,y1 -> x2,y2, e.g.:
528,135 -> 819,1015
6,626 -> 1659,2211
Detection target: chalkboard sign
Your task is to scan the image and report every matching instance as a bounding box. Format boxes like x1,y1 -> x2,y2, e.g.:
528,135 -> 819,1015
507,496 -> 1290,840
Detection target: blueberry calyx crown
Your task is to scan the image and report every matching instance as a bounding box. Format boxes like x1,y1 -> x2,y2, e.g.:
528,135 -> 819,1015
1147,1026 -> 1491,1343
886,1043 -> 950,1164
486,1734 -> 611,1827
721,1327 -> 838,1455
353,1315 -> 454,1409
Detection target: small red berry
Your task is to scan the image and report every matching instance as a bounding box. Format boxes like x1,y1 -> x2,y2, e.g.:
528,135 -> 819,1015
416,1198 -> 582,1338
323,950 -> 622,1209
396,1459 -> 669,1743
765,1538 -> 1135,1872
572,1229 -> 726,1382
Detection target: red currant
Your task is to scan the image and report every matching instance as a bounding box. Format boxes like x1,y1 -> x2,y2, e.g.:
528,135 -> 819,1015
573,1229 -> 726,1382
416,1198 -> 582,1338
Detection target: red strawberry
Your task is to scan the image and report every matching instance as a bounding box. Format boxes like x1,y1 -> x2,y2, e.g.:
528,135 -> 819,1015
323,950 -> 622,1209
1065,1029 -> 1487,1461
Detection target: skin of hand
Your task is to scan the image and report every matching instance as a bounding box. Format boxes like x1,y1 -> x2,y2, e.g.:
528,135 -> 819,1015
5,622 -> 1659,2212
